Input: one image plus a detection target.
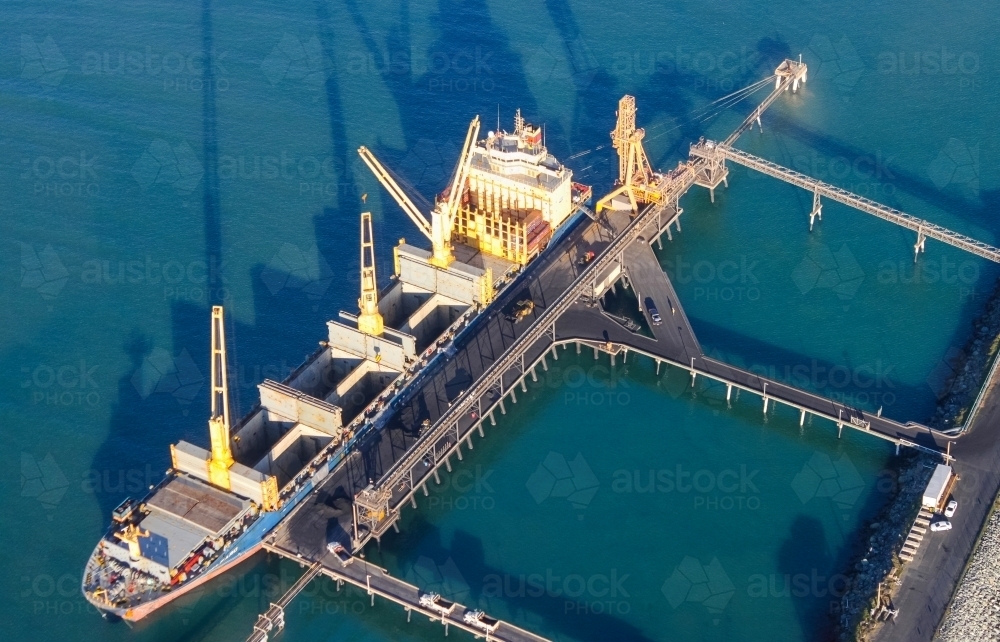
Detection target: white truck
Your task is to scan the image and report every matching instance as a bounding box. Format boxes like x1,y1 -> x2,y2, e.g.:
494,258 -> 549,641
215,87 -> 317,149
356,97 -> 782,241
418,592 -> 457,615
922,464 -> 954,510
463,609 -> 500,634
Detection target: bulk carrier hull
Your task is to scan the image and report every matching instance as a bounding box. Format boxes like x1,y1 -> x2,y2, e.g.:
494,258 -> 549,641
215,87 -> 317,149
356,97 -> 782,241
83,447 -> 343,621
83,108 -> 591,624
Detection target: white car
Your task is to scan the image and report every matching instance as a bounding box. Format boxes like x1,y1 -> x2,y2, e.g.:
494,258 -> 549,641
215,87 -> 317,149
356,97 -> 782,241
931,520 -> 952,532
944,500 -> 958,518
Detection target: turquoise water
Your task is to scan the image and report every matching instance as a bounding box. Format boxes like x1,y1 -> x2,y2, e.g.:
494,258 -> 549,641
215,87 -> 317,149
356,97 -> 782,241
2,0 -> 997,640
368,354 -> 897,641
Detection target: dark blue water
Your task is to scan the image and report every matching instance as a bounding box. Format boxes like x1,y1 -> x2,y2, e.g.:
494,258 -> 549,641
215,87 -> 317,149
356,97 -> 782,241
2,0 -> 997,640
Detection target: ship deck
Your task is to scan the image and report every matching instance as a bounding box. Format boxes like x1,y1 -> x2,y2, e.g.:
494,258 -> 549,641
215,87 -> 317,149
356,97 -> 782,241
266,207 -> 631,558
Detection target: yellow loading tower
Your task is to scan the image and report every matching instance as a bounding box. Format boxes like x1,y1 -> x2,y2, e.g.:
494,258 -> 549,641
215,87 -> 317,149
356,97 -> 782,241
207,305 -> 235,490
596,95 -> 664,214
357,212 -> 384,336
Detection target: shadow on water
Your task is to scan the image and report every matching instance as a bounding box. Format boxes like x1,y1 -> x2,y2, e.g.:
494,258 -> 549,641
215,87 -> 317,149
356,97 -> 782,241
682,316 -> 933,420
775,516 -> 836,642
343,0 -> 541,197
87,4 -> 237,639
86,1 -> 347,637
539,0 -> 622,155
777,466 -> 896,642
768,113 -> 999,232
375,517 -> 658,642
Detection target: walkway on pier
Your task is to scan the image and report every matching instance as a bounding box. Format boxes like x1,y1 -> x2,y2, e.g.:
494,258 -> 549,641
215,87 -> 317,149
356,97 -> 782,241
252,543 -> 551,642
703,142 -> 1000,263
247,561 -> 322,642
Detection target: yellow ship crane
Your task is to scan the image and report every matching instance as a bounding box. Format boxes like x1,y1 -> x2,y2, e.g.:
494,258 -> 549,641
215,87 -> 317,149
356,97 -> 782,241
114,523 -> 149,561
359,116 -> 481,268
596,95 -> 663,214
357,212 -> 384,336
430,115 -> 481,267
207,305 -> 235,490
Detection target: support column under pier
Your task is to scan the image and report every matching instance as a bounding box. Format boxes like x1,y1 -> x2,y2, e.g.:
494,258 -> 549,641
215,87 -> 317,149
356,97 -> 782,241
809,189 -> 822,231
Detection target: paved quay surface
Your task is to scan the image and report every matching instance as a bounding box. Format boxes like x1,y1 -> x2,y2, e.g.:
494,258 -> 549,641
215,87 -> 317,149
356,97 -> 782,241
874,363 -> 1000,642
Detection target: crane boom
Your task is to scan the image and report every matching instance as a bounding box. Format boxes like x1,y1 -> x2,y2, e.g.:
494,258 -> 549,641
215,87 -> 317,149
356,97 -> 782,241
427,116 -> 481,268
208,305 -> 234,490
357,212 -> 384,336
443,116 -> 481,229
358,146 -> 433,240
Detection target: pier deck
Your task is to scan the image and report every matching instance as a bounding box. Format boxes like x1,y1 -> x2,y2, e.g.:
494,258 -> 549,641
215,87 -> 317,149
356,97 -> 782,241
257,543 -> 551,642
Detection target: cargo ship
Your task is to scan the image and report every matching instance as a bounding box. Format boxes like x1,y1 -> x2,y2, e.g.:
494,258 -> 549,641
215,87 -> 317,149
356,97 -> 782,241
82,111 -> 590,621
